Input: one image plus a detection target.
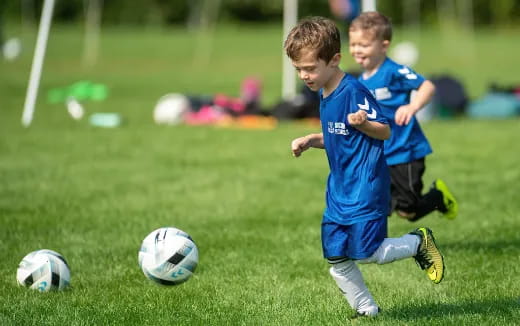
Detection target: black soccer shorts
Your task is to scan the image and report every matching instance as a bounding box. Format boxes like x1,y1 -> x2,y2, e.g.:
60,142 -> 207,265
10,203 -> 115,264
389,158 -> 425,214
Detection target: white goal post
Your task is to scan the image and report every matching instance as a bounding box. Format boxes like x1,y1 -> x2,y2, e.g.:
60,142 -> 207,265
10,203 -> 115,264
22,0 -> 55,127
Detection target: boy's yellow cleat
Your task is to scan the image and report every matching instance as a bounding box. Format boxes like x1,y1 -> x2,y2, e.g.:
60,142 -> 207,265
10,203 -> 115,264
434,179 -> 458,219
410,227 -> 445,284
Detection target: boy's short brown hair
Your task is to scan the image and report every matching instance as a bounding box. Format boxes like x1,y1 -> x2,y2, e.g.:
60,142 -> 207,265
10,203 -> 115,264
284,16 -> 341,63
349,11 -> 392,42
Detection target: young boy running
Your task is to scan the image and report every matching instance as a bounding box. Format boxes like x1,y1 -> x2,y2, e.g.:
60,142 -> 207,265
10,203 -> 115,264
349,12 -> 458,222
285,17 -> 445,318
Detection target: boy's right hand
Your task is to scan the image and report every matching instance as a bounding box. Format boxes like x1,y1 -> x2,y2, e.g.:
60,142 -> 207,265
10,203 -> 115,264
347,110 -> 368,126
291,136 -> 311,157
395,104 -> 417,126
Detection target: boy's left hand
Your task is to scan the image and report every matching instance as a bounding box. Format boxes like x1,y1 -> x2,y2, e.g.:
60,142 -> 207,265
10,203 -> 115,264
395,104 -> 417,126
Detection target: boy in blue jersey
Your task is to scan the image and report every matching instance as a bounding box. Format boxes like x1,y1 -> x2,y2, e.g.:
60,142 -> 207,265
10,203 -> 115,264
349,12 -> 458,222
285,17 -> 445,318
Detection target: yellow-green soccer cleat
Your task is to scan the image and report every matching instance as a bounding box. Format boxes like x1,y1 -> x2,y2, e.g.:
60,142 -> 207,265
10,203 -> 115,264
434,179 -> 458,220
410,227 -> 445,284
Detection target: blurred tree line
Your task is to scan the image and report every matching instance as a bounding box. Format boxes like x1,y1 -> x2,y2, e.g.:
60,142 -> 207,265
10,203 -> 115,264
1,0 -> 519,27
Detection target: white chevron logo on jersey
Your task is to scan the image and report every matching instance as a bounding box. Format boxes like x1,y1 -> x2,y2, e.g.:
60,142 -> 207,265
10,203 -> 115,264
357,97 -> 377,119
398,67 -> 417,79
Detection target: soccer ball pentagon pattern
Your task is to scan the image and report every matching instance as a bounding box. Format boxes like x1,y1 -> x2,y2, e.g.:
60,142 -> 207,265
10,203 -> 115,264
16,249 -> 71,292
139,227 -> 199,285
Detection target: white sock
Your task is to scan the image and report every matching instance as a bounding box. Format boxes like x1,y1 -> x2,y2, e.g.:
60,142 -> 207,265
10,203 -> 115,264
358,234 -> 420,265
329,260 -> 379,316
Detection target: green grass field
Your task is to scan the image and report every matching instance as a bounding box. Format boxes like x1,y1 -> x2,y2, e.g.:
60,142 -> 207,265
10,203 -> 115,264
1,24 -> 520,325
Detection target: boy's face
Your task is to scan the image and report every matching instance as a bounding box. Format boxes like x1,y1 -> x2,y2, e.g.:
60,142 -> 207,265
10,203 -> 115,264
291,49 -> 341,92
349,29 -> 389,71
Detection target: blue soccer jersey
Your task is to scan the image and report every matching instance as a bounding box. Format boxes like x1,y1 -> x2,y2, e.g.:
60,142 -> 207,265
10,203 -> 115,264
320,74 -> 390,225
358,57 -> 432,166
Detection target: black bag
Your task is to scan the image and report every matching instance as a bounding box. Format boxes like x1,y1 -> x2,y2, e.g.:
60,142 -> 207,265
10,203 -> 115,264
430,75 -> 468,116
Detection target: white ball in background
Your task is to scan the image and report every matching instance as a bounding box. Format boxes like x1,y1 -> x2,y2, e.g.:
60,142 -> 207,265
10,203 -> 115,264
3,38 -> 22,61
16,249 -> 71,292
66,98 -> 85,120
391,41 -> 419,67
153,93 -> 191,125
139,227 -> 198,286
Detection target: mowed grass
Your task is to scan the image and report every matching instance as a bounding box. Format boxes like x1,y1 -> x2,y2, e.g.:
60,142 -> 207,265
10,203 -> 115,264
1,24 -> 520,325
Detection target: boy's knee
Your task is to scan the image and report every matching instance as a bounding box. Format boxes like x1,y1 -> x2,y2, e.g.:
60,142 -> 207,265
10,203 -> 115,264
397,210 -> 417,220
329,260 -> 355,277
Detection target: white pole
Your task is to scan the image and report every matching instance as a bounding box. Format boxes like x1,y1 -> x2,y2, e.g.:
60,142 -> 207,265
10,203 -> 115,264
83,0 -> 103,67
362,0 -> 377,12
21,0 -> 55,127
192,0 -> 221,67
282,0 -> 297,100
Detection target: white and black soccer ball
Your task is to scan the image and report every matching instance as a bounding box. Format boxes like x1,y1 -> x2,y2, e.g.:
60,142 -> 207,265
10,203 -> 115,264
153,93 -> 191,125
139,227 -> 199,285
16,249 -> 71,292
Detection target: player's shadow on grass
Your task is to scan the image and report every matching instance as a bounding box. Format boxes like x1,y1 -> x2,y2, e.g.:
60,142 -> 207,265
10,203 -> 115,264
385,297 -> 520,320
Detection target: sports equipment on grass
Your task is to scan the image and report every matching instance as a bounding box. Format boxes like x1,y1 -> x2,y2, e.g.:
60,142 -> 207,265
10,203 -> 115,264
16,249 -> 71,292
410,227 -> 445,284
153,94 -> 191,125
139,227 -> 199,285
390,41 -> 419,67
2,38 -> 22,61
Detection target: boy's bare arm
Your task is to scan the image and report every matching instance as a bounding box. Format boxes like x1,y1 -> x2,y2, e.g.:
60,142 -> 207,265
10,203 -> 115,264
348,110 -> 390,140
395,80 -> 436,126
291,133 -> 324,157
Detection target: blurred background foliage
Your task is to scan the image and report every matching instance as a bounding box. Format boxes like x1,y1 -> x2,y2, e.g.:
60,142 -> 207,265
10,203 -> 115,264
1,0 -> 519,27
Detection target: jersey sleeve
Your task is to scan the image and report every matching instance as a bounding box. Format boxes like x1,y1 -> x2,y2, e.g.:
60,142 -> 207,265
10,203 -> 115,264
349,87 -> 388,125
393,65 -> 426,92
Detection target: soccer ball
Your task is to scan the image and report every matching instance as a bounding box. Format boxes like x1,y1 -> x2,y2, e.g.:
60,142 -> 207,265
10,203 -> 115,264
16,249 -> 71,292
138,227 -> 199,285
390,41 -> 419,67
153,93 -> 191,125
2,37 -> 22,61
